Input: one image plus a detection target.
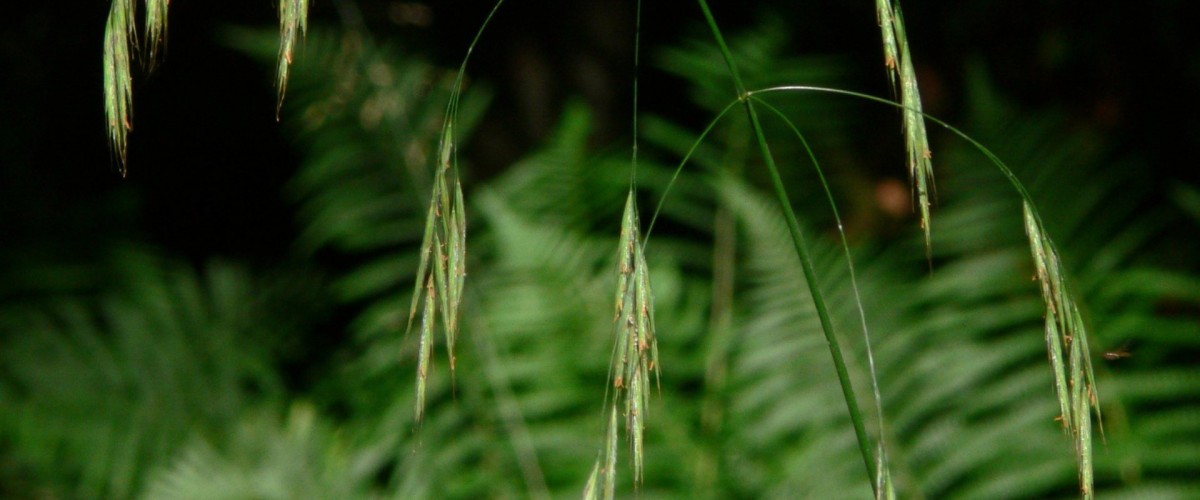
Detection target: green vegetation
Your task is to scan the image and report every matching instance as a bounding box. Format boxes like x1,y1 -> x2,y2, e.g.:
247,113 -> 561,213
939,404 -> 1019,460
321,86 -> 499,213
3,1 -> 1198,499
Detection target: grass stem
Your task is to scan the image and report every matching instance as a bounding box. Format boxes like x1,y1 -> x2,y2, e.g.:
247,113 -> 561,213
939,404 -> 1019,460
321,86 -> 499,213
694,1 -> 879,494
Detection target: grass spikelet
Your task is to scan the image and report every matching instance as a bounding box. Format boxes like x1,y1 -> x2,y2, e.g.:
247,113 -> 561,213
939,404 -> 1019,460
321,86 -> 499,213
103,0 -> 136,173
276,0 -> 310,117
875,0 -> 899,84
414,274 -> 436,422
586,192 -> 660,497
144,0 -> 169,66
446,179 -> 467,362
582,457 -> 601,500
582,405 -> 621,500
1023,201 -> 1100,499
875,0 -> 935,256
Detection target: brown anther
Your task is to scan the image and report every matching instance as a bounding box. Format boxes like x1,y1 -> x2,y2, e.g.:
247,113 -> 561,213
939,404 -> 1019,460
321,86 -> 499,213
1054,414 -> 1067,428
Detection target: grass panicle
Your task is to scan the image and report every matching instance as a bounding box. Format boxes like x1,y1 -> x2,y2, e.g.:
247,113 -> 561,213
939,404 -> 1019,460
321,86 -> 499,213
586,192 -> 661,498
103,0 -> 172,175
876,0 -> 934,257
1023,202 -> 1100,498
406,124 -> 468,423
585,2 -> 661,493
404,0 -> 505,425
276,0 -> 310,117
103,0 -> 136,174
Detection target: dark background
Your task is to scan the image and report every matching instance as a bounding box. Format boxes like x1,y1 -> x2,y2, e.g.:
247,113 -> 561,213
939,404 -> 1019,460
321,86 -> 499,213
3,0 -> 1197,271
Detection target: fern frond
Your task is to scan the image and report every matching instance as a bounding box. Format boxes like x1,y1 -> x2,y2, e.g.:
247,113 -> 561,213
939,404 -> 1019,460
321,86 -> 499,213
0,249 -> 285,499
139,404 -> 375,500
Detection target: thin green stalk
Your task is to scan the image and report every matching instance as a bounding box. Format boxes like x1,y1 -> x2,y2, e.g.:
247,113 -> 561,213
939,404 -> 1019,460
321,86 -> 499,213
630,0 -> 642,187
694,1 -> 879,494
754,97 -> 896,498
645,100 -> 739,241
442,0 -> 507,160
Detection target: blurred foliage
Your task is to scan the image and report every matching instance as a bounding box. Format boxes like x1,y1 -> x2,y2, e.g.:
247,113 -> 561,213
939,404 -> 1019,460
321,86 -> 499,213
3,11 -> 1199,500
0,248 -> 289,499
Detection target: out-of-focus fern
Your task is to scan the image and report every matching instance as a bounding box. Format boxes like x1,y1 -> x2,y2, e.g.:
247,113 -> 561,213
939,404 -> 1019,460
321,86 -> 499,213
0,248 -> 286,499
138,404 -> 376,500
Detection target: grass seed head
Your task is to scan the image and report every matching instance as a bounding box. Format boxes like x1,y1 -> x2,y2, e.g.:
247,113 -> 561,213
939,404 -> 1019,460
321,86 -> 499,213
1022,202 -> 1100,499
591,192 -> 661,489
276,0 -> 311,116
